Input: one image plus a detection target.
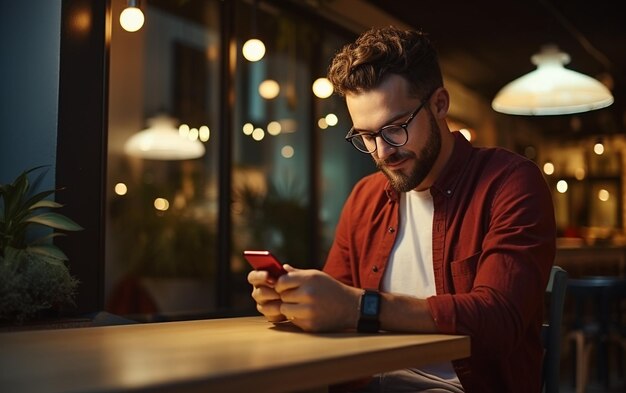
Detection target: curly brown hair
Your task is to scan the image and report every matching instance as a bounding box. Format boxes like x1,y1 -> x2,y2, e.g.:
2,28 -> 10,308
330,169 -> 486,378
327,26 -> 442,99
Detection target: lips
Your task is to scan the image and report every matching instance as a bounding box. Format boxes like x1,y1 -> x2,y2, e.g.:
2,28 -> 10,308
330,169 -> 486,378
384,158 -> 407,170
382,153 -> 410,169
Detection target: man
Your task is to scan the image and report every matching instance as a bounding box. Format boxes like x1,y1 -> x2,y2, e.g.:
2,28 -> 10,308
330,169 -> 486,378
248,26 -> 556,392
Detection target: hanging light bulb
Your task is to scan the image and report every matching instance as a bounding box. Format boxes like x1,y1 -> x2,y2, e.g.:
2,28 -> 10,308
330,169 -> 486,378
492,45 -> 614,115
242,0 -> 265,62
120,0 -> 144,32
593,140 -> 605,155
243,39 -> 266,62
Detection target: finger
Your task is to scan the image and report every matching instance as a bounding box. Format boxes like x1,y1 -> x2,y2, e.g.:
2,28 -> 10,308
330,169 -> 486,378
280,302 -> 310,321
257,300 -> 284,321
283,264 -> 299,273
252,285 -> 281,303
248,269 -> 277,287
277,287 -> 312,304
274,271 -> 307,293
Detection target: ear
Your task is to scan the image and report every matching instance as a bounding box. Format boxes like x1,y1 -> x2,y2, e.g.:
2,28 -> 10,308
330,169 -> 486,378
430,87 -> 450,119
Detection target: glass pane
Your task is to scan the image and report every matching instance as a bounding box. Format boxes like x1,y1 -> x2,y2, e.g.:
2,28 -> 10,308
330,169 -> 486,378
106,0 -> 221,320
231,2 -> 315,289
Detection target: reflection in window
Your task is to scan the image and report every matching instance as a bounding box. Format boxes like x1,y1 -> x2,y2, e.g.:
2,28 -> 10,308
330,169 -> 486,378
106,0 -> 221,319
105,0 -> 372,320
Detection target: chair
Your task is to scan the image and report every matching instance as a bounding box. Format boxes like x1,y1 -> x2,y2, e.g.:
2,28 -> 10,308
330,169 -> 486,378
542,266 -> 568,393
566,276 -> 626,393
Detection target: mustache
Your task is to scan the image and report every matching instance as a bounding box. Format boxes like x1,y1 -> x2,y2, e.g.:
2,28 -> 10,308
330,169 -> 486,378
376,151 -> 415,167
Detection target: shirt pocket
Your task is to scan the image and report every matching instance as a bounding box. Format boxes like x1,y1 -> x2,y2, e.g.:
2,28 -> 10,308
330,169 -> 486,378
450,252 -> 480,293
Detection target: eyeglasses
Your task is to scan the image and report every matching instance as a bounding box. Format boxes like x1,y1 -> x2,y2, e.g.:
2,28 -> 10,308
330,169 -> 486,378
345,92 -> 433,154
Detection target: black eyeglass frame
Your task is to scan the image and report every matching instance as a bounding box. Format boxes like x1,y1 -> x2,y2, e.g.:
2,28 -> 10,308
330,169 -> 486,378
344,90 -> 435,154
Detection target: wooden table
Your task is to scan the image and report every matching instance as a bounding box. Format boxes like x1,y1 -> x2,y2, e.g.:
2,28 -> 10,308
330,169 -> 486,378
0,316 -> 470,393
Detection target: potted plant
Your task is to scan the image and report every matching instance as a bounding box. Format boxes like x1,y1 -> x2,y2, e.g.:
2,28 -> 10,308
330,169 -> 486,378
0,166 -> 83,323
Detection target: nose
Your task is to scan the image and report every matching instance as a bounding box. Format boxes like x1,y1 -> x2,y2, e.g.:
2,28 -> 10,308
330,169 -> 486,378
374,136 -> 396,161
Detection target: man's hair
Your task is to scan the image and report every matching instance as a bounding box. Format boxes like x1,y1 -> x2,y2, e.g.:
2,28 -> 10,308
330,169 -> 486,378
327,26 -> 443,99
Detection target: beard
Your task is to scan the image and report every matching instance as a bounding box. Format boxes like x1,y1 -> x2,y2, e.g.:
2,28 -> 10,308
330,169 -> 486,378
375,111 -> 441,193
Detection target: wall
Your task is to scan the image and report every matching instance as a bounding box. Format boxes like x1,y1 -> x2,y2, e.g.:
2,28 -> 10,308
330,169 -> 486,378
0,1 -> 61,188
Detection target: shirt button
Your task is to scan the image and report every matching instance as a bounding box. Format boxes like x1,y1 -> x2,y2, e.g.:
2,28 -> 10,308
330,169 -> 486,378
372,266 -> 379,273
388,227 -> 395,233
446,189 -> 452,195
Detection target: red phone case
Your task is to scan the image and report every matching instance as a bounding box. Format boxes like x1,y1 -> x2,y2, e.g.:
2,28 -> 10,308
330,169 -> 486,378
243,250 -> 287,278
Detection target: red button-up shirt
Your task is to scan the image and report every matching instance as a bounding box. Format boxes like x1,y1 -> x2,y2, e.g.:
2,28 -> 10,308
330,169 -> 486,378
323,132 -> 556,393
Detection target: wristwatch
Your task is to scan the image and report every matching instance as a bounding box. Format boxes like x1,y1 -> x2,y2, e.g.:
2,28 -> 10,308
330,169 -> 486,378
357,289 -> 381,333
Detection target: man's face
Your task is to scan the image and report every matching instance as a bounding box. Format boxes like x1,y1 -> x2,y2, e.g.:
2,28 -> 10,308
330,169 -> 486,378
346,75 -> 441,192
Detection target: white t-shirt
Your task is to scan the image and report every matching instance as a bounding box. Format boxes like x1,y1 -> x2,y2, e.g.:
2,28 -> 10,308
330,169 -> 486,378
381,189 -> 461,387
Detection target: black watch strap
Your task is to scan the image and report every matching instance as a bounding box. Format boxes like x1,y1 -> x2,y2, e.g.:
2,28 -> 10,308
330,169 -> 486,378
357,289 -> 381,333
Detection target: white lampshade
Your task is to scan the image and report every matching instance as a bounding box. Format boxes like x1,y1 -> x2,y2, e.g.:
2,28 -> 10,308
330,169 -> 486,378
124,115 -> 205,160
492,46 -> 614,115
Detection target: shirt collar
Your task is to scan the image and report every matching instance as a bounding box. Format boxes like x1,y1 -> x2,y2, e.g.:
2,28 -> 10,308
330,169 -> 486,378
431,131 -> 473,198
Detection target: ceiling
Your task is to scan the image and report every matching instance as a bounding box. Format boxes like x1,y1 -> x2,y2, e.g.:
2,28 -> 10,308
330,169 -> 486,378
363,0 -> 626,138
152,0 -> 626,139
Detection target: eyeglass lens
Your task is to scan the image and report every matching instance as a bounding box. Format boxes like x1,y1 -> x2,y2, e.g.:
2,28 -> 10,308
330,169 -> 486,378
352,126 -> 407,153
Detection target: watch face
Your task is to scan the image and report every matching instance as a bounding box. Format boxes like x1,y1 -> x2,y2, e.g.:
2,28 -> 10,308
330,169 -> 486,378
363,293 -> 380,316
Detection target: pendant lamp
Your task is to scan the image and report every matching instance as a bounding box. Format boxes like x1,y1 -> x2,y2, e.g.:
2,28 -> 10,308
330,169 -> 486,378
124,115 -> 205,160
242,0 -> 265,62
492,46 -> 614,115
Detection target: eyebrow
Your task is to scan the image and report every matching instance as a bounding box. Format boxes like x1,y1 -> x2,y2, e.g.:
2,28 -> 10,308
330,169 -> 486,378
352,109 -> 414,134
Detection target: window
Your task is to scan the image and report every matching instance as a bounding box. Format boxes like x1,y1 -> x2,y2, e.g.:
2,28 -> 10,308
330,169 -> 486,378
104,0 -> 371,321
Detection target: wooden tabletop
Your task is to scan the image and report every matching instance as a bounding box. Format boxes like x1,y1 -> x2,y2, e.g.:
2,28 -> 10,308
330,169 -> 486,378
0,316 -> 470,393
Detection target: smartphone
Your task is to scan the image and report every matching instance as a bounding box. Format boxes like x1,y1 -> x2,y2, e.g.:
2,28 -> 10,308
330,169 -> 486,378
243,250 -> 287,278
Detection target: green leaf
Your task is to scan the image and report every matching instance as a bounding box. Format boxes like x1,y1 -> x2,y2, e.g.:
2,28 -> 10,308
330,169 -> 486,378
29,199 -> 63,210
27,244 -> 69,261
25,212 -> 84,231
22,190 -> 56,212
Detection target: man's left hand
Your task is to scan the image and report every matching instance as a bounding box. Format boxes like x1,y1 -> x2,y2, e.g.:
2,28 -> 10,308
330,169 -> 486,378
274,265 -> 362,332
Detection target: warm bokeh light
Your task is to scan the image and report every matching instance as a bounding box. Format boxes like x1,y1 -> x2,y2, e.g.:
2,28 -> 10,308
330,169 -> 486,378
179,124 -> 190,138
543,162 -> 555,175
598,189 -> 610,202
243,123 -> 254,135
259,80 -> 280,99
188,127 -> 199,141
114,183 -> 128,196
593,142 -> 604,155
154,198 -> 170,211
252,128 -> 265,141
318,118 -> 328,129
242,39 -> 265,62
267,121 -> 281,135
556,180 -> 568,193
312,78 -> 333,98
199,126 -> 210,142
325,113 -> 338,126
281,145 -> 294,158
120,6 -> 144,32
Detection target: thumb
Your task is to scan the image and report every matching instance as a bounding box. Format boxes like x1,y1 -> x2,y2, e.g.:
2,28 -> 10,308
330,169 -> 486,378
283,264 -> 299,273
